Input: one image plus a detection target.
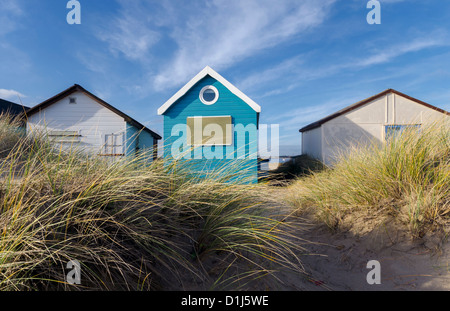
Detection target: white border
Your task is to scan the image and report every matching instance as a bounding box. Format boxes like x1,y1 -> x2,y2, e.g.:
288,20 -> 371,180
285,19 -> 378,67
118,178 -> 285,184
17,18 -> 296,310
158,66 -> 261,115
199,85 -> 219,105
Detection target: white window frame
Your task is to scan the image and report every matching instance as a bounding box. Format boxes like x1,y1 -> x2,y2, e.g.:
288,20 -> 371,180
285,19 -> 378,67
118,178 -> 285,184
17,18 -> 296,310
199,85 -> 219,105
102,133 -> 125,156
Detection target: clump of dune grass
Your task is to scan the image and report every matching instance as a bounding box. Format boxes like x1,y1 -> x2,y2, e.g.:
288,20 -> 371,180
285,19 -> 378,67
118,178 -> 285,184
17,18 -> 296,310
286,119 -> 449,237
0,113 -> 25,158
0,121 -> 307,290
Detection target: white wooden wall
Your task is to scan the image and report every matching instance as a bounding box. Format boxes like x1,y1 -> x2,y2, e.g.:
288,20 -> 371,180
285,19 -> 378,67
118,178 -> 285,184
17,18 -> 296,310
27,91 -> 126,155
303,92 -> 448,165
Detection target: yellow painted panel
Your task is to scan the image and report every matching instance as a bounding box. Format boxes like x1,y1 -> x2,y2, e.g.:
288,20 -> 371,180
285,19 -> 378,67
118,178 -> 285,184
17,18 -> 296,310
187,116 -> 233,146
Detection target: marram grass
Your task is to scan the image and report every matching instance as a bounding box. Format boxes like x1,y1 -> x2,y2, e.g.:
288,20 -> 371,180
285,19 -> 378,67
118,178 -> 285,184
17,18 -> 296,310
0,115 -> 307,290
286,119 -> 450,237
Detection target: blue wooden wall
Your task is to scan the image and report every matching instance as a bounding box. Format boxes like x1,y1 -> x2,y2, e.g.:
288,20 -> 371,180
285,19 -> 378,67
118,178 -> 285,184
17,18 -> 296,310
126,122 -> 155,161
162,75 -> 258,184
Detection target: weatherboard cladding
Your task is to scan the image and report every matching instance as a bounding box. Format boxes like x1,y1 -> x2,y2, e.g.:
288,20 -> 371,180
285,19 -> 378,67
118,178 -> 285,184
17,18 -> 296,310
26,88 -> 158,160
126,123 -> 141,156
300,89 -> 450,166
25,84 -> 161,140
126,122 -> 157,160
299,89 -> 450,133
27,91 -> 127,154
163,75 -> 258,183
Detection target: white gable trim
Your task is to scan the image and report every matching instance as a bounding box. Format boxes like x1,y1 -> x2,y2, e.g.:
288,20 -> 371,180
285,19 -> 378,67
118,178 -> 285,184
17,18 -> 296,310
157,66 -> 261,115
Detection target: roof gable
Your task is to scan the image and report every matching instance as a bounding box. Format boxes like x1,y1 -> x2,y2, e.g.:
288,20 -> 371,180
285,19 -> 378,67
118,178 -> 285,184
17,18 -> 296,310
299,89 -> 450,133
25,84 -> 161,140
157,66 -> 261,115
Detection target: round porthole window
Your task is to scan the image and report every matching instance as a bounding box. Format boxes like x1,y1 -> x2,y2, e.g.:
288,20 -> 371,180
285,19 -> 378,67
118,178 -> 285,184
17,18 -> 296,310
200,85 -> 219,105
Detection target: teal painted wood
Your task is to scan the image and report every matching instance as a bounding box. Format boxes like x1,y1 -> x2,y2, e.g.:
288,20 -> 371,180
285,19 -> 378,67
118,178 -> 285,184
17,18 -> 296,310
162,75 -> 258,184
125,123 -> 139,157
125,122 -> 154,161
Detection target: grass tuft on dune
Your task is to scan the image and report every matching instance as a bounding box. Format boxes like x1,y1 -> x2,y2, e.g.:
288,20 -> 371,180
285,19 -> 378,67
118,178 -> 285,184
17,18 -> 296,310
286,119 -> 449,237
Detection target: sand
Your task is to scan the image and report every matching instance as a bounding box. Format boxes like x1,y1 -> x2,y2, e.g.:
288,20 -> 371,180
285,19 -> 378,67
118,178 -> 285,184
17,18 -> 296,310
265,216 -> 450,291
160,189 -> 449,291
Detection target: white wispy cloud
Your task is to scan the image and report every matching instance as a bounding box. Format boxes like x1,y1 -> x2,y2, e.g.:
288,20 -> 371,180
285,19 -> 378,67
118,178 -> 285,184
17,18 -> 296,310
91,0 -> 447,102
237,32 -> 449,98
0,0 -> 23,36
96,0 -> 162,62
380,0 -> 407,3
152,0 -> 337,90
237,57 -> 305,93
96,0 -> 336,92
353,36 -> 448,68
0,89 -> 26,101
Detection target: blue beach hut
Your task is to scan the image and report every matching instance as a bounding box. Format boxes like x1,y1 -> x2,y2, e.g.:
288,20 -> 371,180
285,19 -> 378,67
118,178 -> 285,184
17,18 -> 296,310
157,66 -> 261,183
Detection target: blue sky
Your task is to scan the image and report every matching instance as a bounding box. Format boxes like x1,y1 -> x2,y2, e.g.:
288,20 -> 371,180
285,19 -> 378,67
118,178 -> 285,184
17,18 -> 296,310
1,0 -> 450,155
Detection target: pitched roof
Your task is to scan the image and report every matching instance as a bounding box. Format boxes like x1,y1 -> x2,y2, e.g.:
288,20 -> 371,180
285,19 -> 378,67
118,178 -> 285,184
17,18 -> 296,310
0,98 -> 29,116
157,66 -> 261,115
299,89 -> 450,133
25,84 -> 162,140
